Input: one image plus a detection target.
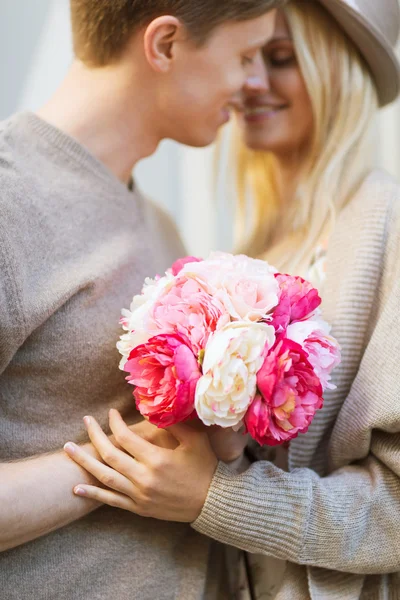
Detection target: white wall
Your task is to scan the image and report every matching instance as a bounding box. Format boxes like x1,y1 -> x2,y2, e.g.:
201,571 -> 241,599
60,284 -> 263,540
1,1 -> 400,258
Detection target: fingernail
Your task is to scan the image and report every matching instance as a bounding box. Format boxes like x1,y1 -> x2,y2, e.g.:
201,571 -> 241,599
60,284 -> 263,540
74,487 -> 87,496
83,416 -> 91,427
64,442 -> 76,455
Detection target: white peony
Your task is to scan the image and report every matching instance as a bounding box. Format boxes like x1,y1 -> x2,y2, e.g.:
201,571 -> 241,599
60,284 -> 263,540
195,321 -> 276,428
117,273 -> 174,369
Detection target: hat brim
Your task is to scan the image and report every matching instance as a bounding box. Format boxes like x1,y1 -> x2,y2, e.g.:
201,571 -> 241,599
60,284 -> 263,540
318,0 -> 400,107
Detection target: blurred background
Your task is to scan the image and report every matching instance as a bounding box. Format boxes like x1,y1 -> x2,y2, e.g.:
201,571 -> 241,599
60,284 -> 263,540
1,0 -> 399,256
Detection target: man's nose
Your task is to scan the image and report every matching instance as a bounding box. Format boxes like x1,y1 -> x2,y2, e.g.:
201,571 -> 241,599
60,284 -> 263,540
244,54 -> 270,95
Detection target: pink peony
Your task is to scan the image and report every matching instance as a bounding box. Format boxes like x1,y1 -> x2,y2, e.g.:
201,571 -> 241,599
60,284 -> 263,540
270,274 -> 321,333
124,334 -> 201,427
245,338 -> 323,446
286,320 -> 341,391
152,277 -> 230,354
170,256 -> 203,276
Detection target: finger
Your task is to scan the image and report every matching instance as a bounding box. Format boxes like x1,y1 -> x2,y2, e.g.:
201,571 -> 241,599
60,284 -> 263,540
109,409 -> 164,462
64,442 -> 135,497
83,416 -> 140,478
74,485 -> 138,512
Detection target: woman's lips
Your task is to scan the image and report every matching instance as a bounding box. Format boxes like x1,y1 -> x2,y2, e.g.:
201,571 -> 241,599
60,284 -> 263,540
243,104 -> 287,123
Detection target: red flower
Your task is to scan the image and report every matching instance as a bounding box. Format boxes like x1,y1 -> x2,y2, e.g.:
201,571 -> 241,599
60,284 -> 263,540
245,338 -> 323,446
125,334 -> 201,427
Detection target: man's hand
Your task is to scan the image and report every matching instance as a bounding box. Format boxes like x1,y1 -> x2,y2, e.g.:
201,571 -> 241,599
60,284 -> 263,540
64,410 -> 218,523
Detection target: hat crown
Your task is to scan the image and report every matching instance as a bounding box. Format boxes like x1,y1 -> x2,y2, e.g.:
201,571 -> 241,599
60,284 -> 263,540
346,0 -> 400,46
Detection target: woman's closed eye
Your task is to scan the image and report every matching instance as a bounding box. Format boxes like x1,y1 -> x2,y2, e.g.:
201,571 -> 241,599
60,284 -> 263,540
264,48 -> 296,68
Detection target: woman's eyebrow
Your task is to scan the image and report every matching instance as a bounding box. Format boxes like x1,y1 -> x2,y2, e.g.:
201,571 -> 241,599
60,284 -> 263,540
268,36 -> 293,43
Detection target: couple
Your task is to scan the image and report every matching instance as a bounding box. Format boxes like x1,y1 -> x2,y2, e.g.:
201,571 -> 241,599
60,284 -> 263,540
1,0 -> 400,598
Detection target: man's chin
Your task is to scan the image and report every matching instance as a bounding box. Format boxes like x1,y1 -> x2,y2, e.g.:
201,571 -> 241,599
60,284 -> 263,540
174,129 -> 217,148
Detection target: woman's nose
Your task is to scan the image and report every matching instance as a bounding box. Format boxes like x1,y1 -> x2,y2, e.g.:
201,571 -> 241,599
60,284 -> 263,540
244,55 -> 270,95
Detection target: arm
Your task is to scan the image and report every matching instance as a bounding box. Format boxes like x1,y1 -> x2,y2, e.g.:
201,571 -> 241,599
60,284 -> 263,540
63,411 -> 400,575
63,410 -> 249,521
193,439 -> 400,575
0,218 -> 104,552
0,445 -> 100,552
193,256 -> 400,574
0,418 -> 181,552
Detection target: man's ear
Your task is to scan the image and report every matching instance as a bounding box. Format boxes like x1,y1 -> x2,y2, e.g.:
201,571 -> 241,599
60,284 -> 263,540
143,16 -> 184,73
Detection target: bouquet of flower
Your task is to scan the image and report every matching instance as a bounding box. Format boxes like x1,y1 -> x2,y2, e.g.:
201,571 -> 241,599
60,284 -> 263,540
117,252 -> 340,446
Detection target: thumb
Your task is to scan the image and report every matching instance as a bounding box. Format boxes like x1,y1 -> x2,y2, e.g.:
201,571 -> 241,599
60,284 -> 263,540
165,422 -> 208,447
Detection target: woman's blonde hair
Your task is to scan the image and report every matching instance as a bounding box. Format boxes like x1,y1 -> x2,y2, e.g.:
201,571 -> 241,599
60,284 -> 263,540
234,0 -> 378,274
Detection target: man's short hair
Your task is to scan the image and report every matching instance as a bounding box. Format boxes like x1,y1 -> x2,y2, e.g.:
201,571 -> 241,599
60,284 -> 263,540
70,0 -> 285,66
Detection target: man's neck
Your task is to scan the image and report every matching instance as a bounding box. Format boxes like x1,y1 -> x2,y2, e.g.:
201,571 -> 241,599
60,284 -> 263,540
36,60 -> 161,184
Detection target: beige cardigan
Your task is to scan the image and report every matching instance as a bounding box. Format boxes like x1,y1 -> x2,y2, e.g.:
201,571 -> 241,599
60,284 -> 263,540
193,169 -> 400,600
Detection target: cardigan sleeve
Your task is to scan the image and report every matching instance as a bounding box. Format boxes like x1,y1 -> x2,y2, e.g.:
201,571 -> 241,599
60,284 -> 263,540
192,323 -> 400,574
192,189 -> 400,576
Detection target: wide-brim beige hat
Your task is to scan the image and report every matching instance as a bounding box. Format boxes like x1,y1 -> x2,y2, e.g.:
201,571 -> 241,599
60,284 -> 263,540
317,0 -> 400,106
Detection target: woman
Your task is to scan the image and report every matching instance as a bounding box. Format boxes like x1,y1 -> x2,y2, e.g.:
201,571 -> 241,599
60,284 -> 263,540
65,1 -> 400,598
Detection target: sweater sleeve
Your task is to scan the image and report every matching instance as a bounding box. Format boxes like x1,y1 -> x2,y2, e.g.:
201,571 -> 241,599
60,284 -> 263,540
192,191 -> 400,576
193,435 -> 400,574
193,381 -> 400,575
0,218 -> 26,375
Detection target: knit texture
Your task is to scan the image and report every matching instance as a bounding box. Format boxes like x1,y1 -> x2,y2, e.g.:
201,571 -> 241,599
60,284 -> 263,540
193,169 -> 400,600
0,112 -> 225,600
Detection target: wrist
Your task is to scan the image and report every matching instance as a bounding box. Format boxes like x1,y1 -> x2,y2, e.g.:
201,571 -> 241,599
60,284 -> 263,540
222,452 -> 250,473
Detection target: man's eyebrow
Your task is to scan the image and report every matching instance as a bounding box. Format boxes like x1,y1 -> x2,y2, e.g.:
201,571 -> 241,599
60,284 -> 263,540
246,35 -> 293,51
246,37 -> 274,50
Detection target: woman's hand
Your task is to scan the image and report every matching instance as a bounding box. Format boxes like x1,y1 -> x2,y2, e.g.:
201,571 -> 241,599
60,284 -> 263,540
181,417 -> 249,463
64,410 -> 218,522
127,419 -> 179,450
207,425 -> 249,463
131,418 -> 249,462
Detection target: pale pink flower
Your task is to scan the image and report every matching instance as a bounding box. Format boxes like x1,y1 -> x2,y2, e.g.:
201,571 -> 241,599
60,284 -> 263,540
124,334 -> 201,427
180,252 -> 279,322
270,274 -> 321,333
245,338 -> 323,446
286,319 -> 341,390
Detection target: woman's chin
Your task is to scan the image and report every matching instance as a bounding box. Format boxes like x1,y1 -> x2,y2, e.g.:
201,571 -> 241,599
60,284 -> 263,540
244,136 -> 281,153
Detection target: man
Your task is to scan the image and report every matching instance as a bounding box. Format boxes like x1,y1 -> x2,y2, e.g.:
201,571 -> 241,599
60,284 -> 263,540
0,1 -> 281,598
